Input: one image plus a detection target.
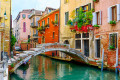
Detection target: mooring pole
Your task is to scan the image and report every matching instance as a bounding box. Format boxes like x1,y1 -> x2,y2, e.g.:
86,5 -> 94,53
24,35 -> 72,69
115,48 -> 118,74
101,49 -> 104,71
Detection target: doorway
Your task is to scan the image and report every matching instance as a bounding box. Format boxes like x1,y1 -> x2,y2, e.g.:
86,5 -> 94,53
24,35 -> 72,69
96,39 -> 100,58
84,40 -> 89,57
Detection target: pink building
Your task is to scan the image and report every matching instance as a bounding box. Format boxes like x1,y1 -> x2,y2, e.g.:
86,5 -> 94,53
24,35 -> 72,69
14,9 -> 32,47
93,0 -> 120,69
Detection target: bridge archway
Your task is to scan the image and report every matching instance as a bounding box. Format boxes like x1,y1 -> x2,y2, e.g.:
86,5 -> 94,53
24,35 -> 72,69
11,43 -> 88,73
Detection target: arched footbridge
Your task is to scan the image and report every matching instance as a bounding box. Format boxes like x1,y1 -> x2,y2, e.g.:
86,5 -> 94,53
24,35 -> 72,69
9,43 -> 89,73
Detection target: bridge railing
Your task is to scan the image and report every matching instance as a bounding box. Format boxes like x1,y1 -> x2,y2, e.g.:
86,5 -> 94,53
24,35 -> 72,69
37,43 -> 70,49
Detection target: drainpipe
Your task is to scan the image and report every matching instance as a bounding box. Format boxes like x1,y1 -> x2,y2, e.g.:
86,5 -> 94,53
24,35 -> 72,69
58,0 -> 61,43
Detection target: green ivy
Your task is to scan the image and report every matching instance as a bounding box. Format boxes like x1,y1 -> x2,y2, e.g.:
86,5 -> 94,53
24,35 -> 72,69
11,34 -> 17,51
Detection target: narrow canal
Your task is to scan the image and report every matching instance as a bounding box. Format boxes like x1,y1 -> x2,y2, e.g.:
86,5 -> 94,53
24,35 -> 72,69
10,55 -> 120,80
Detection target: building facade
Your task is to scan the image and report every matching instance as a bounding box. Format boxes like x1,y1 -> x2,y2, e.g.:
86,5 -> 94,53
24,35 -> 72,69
38,9 -> 59,56
14,9 -> 31,47
29,9 -> 43,48
93,0 -> 120,68
0,0 -> 11,59
60,0 -> 94,59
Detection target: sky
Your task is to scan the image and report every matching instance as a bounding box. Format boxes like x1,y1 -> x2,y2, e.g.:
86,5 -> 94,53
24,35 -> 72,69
12,0 -> 60,20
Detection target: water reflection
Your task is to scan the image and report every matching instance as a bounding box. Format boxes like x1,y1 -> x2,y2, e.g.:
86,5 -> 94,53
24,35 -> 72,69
10,55 -> 120,80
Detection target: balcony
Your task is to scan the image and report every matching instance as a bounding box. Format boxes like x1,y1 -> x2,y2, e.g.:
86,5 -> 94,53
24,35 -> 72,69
37,26 -> 45,34
30,23 -> 38,28
33,34 -> 38,39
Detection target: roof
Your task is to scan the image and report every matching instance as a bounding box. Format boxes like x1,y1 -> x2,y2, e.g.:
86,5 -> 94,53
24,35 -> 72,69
45,7 -> 56,11
38,9 -> 59,22
29,9 -> 43,18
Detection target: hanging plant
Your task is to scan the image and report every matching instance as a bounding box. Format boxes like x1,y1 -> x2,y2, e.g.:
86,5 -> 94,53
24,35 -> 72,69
68,8 -> 93,33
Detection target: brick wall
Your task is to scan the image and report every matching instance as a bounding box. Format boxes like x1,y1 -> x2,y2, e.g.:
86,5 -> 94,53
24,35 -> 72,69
20,43 -> 32,51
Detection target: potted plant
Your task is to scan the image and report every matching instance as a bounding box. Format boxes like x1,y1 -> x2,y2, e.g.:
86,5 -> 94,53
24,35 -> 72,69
93,0 -> 99,3
109,20 -> 116,26
93,24 -> 100,29
37,26 -> 45,34
44,24 -> 49,28
67,20 -> 74,28
109,45 -> 115,50
52,20 -> 58,26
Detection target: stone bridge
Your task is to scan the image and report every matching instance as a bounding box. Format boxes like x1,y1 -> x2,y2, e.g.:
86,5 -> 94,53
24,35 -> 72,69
9,43 -> 89,73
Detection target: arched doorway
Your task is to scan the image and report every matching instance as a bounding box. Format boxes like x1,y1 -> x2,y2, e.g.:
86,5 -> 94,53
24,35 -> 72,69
64,40 -> 69,44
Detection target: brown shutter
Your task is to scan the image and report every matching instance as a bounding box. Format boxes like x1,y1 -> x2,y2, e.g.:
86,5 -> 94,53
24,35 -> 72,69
88,3 -> 91,11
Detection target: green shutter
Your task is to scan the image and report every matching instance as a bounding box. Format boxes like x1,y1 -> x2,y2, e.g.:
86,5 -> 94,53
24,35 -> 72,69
88,3 -> 91,11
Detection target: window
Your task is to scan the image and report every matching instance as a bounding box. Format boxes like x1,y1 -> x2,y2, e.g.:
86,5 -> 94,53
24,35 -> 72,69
64,0 -> 69,4
83,5 -> 88,12
36,17 -> 40,26
82,33 -> 89,38
108,4 -> 120,22
76,8 -> 80,16
48,18 -> 49,24
49,9 -> 51,13
36,29 -> 38,35
22,14 -> 26,19
65,12 -> 69,25
55,14 -> 58,22
92,11 -> 102,25
75,40 -> 81,49
44,20 -> 45,26
112,6 -> 117,21
97,12 -> 100,25
39,23 -> 40,27
28,15 -> 30,18
53,32 -> 55,39
42,21 -> 44,26
23,22 -> 26,32
75,34 -> 81,38
109,33 -> 117,49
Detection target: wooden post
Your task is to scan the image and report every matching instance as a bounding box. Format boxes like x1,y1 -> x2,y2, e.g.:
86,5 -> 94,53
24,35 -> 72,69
101,49 -> 104,71
116,48 -> 118,73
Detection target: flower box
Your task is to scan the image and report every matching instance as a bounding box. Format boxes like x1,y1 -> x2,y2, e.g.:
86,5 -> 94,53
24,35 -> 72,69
93,24 -> 100,29
109,20 -> 116,26
93,0 -> 99,3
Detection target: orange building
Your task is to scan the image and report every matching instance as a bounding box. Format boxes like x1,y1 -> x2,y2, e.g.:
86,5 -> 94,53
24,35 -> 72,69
38,9 -> 59,56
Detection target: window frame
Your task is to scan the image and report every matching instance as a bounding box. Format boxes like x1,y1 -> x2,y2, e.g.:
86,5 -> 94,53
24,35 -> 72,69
65,12 -> 69,25
22,14 -> 26,19
55,14 -> 58,22
64,0 -> 69,4
109,32 -> 118,49
53,32 -> 55,39
112,6 -> 117,21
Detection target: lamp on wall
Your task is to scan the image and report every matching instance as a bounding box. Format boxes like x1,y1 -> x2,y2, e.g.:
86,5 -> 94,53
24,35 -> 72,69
4,10 -> 8,20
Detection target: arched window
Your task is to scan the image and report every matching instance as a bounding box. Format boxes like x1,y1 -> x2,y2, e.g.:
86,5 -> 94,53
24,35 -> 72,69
23,22 -> 26,32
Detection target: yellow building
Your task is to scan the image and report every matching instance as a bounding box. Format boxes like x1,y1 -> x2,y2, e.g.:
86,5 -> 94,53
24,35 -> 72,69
60,0 -> 95,59
29,9 -> 43,48
0,0 -> 11,60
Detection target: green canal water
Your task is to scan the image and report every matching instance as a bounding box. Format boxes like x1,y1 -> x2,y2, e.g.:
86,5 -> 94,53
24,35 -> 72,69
10,55 -> 120,80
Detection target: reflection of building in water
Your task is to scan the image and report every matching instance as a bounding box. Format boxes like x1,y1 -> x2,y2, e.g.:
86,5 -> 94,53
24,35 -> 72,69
58,64 -> 65,77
